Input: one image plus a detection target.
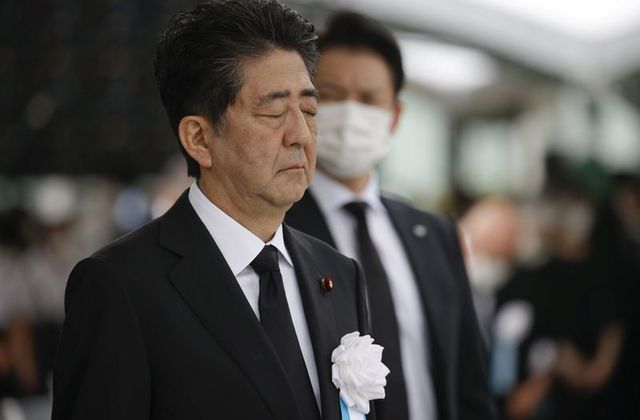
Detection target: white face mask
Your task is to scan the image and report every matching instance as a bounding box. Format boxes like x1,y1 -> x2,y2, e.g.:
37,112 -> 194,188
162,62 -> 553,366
315,100 -> 394,179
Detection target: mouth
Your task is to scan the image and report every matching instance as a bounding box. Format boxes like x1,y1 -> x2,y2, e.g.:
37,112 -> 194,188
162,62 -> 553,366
282,163 -> 305,171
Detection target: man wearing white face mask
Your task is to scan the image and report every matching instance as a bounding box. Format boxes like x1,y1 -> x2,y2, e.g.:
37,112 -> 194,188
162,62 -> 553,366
286,11 -> 495,420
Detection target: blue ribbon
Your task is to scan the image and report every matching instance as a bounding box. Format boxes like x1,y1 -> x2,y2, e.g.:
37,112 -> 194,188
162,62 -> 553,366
340,399 -> 351,420
339,398 -> 368,420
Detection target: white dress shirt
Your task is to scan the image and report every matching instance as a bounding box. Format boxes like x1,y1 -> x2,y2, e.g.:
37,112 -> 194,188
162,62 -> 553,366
310,171 -> 437,420
188,183 -> 320,408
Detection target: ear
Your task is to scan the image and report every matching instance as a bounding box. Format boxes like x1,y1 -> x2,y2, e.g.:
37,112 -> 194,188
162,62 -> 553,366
389,100 -> 403,134
178,115 -> 214,170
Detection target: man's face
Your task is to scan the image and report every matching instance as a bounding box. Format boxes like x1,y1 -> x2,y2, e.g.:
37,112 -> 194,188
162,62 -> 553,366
315,47 -> 398,117
205,48 -> 318,211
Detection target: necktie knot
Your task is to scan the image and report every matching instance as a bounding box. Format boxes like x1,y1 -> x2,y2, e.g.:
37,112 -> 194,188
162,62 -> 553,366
343,201 -> 368,222
250,245 -> 279,275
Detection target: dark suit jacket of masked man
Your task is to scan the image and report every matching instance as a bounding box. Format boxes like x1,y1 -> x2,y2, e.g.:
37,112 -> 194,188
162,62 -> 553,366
286,190 -> 494,420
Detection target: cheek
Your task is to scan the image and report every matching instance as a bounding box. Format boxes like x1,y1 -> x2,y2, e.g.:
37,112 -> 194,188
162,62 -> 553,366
306,138 -> 317,166
246,136 -> 282,178
236,128 -> 272,162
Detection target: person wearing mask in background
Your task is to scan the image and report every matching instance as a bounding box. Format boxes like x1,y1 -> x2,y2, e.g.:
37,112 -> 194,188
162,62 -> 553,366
286,11 -> 495,420
52,2 -> 377,419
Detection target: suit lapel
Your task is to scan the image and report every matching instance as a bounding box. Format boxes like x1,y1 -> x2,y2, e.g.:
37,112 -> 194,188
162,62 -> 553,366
284,226 -> 341,420
286,191 -> 337,248
159,193 -> 299,420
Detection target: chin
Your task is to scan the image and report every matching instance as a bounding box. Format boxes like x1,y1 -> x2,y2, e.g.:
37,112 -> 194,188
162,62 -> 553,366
288,186 -> 307,202
280,185 -> 307,207
269,176 -> 308,206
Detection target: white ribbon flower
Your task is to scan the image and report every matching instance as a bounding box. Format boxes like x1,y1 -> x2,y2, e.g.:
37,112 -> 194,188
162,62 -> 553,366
331,331 -> 390,414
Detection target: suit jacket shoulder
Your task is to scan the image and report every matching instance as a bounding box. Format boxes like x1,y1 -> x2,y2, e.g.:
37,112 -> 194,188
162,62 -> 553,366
380,195 -> 464,270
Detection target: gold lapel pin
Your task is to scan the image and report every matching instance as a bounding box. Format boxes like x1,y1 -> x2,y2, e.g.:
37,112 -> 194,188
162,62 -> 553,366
320,277 -> 334,292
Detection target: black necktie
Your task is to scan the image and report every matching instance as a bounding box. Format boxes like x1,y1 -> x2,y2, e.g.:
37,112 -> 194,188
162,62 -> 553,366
343,202 -> 409,420
251,245 -> 320,420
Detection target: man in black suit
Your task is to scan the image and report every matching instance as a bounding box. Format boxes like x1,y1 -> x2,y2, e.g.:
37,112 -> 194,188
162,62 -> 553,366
51,2 -> 374,419
286,12 -> 494,420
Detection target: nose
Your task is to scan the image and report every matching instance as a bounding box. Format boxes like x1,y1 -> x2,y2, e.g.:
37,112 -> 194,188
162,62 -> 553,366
283,107 -> 314,148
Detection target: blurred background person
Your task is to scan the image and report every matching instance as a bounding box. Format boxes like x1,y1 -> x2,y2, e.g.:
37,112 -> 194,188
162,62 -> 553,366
484,157 -> 625,420
0,208 -> 39,398
595,173 -> 640,420
460,196 -> 521,344
0,170 -> 188,420
286,11 -> 494,420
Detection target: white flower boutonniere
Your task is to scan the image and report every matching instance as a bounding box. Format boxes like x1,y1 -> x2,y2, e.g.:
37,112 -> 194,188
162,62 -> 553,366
331,331 -> 390,415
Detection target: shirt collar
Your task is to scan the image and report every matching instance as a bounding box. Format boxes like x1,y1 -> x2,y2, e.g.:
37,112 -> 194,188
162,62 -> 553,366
310,170 -> 385,215
188,182 -> 293,276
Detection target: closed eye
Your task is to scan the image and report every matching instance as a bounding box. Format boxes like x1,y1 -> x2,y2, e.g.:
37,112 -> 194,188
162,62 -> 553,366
259,113 -> 286,118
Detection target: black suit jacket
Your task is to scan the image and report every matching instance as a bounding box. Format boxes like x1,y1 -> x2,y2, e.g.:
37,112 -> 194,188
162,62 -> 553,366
52,192 -> 372,420
286,191 -> 495,420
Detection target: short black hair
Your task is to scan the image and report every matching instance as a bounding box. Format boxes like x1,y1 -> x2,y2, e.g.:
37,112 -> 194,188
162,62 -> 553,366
318,11 -> 404,95
154,0 -> 318,178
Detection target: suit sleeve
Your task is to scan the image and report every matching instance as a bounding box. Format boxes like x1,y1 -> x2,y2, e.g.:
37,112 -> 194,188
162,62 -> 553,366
445,219 -> 497,420
52,257 -> 150,420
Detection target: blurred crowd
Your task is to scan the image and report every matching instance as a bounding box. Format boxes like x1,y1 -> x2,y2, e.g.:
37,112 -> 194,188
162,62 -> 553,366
0,156 -> 190,419
460,156 -> 640,419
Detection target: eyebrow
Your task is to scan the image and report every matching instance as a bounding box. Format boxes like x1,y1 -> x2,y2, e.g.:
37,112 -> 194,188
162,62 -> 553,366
255,88 -> 319,106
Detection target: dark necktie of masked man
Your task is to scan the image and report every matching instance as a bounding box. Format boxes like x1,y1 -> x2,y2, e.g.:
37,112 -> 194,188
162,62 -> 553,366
344,201 -> 410,420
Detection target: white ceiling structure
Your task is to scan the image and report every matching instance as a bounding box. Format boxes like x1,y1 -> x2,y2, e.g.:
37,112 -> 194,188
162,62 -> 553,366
308,0 -> 640,88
